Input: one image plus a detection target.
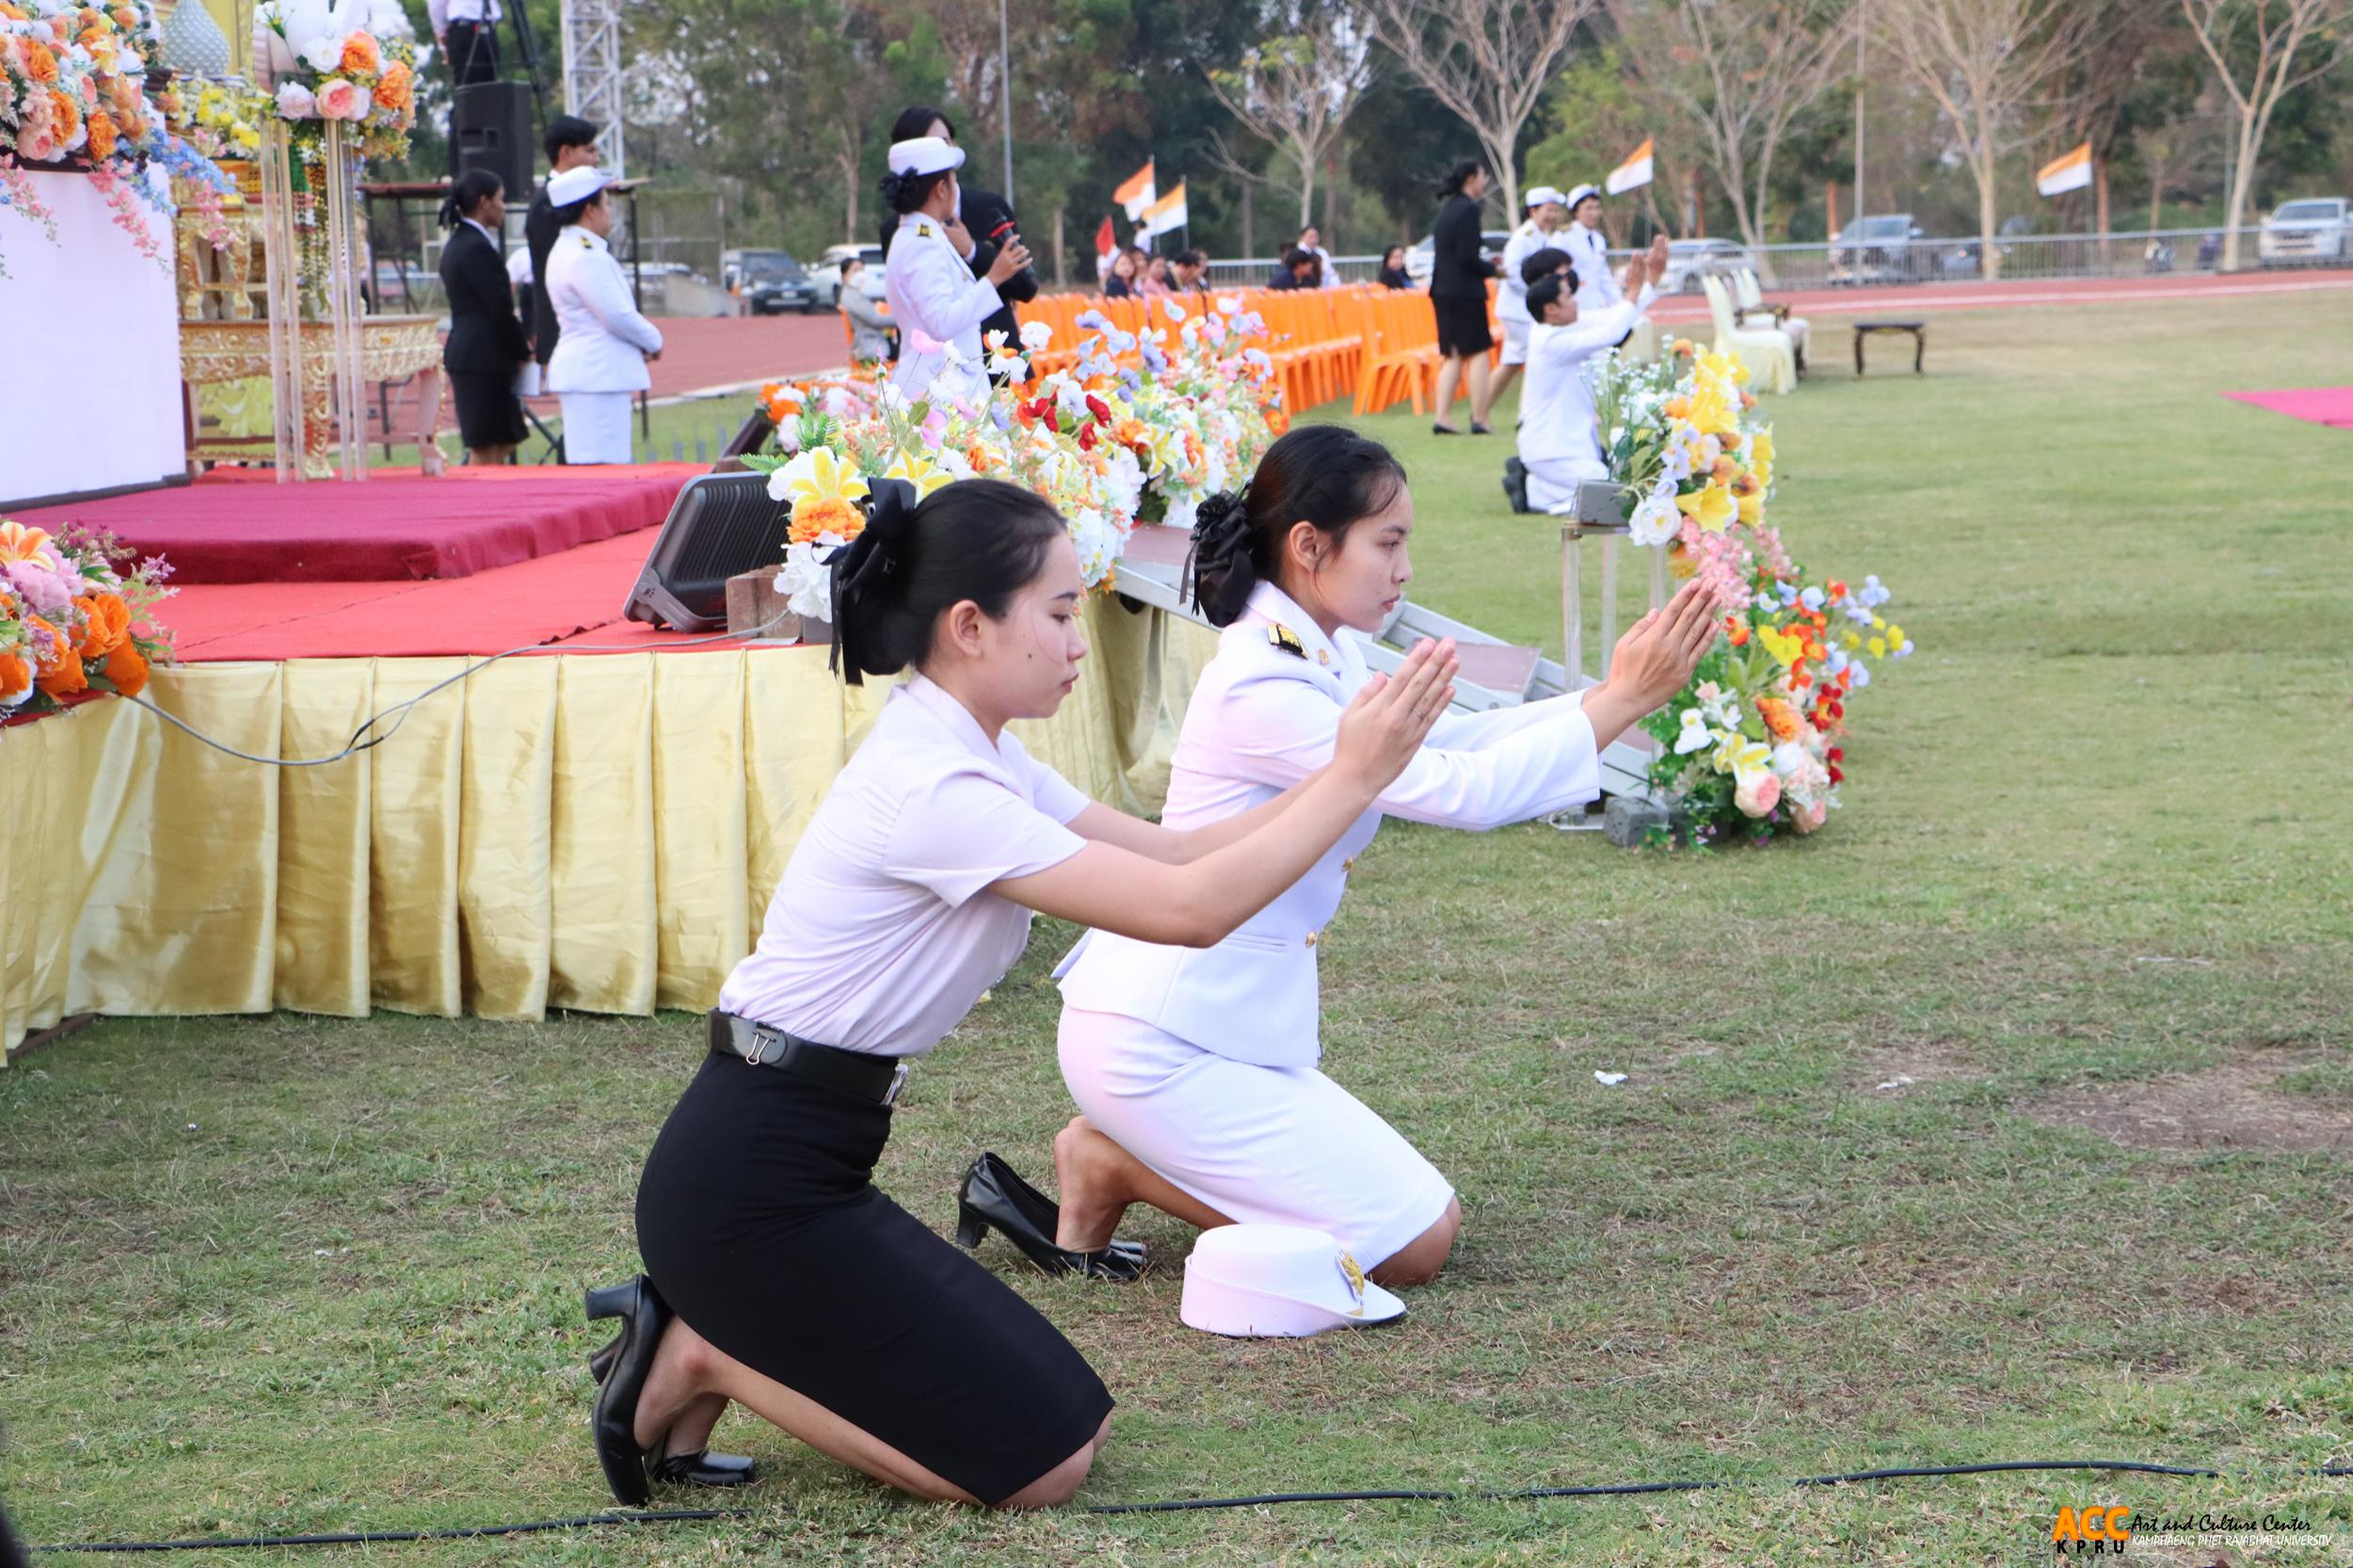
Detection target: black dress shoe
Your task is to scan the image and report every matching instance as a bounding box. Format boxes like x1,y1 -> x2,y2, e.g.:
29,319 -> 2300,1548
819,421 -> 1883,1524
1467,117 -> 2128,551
584,1275 -> 664,1506
955,1152 -> 1148,1282
1469,421 -> 1496,435
584,1292 -> 760,1492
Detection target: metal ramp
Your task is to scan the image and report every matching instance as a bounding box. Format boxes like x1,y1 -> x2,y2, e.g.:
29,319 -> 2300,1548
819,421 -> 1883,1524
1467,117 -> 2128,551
1110,524 -> 1657,804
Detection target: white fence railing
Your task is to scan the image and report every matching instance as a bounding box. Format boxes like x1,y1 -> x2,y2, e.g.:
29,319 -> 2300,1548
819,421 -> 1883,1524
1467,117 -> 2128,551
1200,224 -> 2348,296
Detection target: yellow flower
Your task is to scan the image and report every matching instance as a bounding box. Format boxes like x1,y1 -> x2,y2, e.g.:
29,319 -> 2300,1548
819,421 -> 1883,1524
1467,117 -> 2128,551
880,450 -> 955,501
1756,624 -> 1804,669
1714,736 -> 1770,778
773,446 -> 869,509
1870,614 -> 1886,631
1683,378 -> 1737,438
1842,632 -> 1861,651
1675,482 -> 1735,534
1736,488 -> 1763,526
1886,623 -> 1905,647
1867,636 -> 1887,659
1748,429 -> 1773,484
1696,347 -> 1749,385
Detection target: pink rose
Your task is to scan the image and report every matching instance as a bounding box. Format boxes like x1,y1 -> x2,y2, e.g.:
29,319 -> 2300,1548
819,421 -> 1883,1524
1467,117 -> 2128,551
275,81 -> 316,118
17,123 -> 60,164
1734,771 -> 1781,819
1788,798 -> 1828,835
312,77 -> 361,120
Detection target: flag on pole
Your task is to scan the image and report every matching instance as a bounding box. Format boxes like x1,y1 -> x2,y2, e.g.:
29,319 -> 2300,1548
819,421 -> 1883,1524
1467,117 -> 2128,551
2036,141 -> 2093,197
1605,137 -> 1654,196
1094,215 -> 1116,259
1114,159 -> 1158,222
1142,183 -> 1189,240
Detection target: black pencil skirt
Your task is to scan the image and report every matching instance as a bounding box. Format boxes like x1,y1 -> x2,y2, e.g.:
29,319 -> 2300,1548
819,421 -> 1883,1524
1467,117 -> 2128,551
1433,293 -> 1493,358
449,368 -> 528,451
634,1048 -> 1114,1505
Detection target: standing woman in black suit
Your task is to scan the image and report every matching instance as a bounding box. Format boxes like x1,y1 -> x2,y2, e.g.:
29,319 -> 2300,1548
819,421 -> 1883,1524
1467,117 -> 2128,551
438,169 -> 531,466
1428,159 -> 1498,436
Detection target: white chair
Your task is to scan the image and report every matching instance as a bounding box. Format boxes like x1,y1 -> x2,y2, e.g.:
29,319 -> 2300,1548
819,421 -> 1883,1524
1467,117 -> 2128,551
1701,275 -> 1796,393
1734,267 -> 1808,372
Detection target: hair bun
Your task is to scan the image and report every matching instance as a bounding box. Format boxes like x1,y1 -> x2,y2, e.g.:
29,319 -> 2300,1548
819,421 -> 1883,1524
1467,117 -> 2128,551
1184,489 -> 1257,627
827,478 -> 920,678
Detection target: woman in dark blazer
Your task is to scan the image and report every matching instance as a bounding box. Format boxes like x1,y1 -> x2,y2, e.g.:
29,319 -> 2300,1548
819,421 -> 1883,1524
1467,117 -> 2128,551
1428,159 -> 1498,436
438,168 -> 532,466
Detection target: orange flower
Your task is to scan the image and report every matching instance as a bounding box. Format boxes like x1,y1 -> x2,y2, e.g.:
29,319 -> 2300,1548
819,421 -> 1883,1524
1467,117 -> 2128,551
50,87 -> 80,141
964,441 -> 1000,474
0,520 -> 55,562
24,38 -> 56,80
85,106 -> 116,159
339,31 -> 380,74
0,648 -> 29,704
788,494 -> 863,545
1264,408 -> 1290,436
98,642 -> 149,697
1661,396 -> 1689,420
30,618 -> 85,696
111,4 -> 138,26
73,593 -> 130,658
372,59 -> 411,112
1755,696 -> 1799,742
1722,616 -> 1749,645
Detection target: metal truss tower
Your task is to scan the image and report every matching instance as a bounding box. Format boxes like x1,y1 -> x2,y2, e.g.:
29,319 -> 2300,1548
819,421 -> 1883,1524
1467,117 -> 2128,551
561,0 -> 626,179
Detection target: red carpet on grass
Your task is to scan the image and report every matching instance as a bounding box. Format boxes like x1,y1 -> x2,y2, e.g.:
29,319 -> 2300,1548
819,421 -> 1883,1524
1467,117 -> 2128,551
16,463 -> 703,584
2221,386 -> 2353,430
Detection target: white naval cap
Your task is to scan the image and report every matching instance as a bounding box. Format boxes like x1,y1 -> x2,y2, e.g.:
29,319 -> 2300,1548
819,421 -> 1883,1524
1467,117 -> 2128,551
546,165 -> 616,207
1525,184 -> 1564,209
888,136 -> 967,178
1178,1224 -> 1407,1338
1564,183 -> 1603,209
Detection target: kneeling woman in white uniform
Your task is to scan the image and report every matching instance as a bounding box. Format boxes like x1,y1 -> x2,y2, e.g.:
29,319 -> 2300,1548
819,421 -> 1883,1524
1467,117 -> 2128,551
1045,425 -> 1725,1287
584,476 -> 1460,1510
543,165 -> 662,464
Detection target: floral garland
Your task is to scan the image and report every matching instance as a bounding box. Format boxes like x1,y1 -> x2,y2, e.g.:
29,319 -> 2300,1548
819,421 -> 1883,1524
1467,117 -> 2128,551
746,295 -> 1287,624
0,518 -> 174,719
0,0 -> 172,267
1592,340 -> 1913,843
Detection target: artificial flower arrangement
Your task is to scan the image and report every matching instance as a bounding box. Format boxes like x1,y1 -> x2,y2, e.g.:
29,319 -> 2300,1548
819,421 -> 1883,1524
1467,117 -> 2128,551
250,0 -> 416,161
1590,339 -> 1913,843
745,295 -> 1287,626
0,518 -> 174,719
0,0 -> 175,264
152,73 -> 264,251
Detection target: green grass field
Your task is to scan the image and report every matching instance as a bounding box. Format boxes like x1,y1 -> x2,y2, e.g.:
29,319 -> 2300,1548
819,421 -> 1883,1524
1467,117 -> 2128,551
6,290 -> 2352,1564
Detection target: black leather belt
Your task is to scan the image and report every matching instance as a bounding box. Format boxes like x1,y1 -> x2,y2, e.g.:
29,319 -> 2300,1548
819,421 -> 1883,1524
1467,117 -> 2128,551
708,1010 -> 910,1106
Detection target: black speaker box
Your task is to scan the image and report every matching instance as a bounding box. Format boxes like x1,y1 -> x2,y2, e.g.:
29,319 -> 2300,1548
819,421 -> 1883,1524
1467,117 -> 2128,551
623,472 -> 797,632
453,81 -> 535,201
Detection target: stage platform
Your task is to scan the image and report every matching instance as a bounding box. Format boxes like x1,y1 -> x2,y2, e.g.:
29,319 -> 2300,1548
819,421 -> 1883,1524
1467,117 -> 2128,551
14,463 -> 703,584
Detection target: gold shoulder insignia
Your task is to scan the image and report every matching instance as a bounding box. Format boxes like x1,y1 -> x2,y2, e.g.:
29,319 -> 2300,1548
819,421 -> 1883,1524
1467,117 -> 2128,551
916,222 -> 934,238
1267,624 -> 1306,660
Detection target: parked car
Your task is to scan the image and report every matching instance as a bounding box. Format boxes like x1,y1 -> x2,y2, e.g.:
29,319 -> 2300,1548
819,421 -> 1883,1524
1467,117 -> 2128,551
807,243 -> 888,308
1657,237 -> 1752,296
719,248 -> 818,314
1403,229 -> 1514,288
2257,198 -> 2352,266
1828,213 -> 1930,284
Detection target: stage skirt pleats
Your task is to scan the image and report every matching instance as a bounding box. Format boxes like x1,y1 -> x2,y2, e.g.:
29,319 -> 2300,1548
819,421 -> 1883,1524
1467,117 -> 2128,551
1,597 -> 1219,1054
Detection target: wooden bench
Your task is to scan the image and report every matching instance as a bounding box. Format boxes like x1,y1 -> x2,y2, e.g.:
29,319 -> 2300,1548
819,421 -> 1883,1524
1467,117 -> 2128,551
1853,320 -> 1927,376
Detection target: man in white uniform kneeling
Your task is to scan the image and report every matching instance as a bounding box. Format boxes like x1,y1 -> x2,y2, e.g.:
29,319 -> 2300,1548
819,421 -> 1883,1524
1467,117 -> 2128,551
1516,233 -> 1668,514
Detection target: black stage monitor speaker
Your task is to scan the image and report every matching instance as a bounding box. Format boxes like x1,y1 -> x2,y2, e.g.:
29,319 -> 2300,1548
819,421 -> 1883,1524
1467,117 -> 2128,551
624,472 -> 795,632
453,81 -> 535,200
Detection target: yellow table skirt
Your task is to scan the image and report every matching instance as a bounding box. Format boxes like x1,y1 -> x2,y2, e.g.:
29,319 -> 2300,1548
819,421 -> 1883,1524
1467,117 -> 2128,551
2,597 -> 1222,1054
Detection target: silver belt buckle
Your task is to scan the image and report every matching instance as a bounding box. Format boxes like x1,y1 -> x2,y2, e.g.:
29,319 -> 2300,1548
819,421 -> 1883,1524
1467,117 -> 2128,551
742,1023 -> 781,1068
884,1061 -> 911,1107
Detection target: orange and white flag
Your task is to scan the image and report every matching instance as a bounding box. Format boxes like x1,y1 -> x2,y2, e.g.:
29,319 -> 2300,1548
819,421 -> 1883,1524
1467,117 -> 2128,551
1114,159 -> 1157,222
1143,183 -> 1189,239
1605,137 -> 1654,196
2036,142 -> 2092,197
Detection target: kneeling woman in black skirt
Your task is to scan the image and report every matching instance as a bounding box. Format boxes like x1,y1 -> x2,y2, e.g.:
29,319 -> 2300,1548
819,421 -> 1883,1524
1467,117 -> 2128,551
590,477 -> 1459,1508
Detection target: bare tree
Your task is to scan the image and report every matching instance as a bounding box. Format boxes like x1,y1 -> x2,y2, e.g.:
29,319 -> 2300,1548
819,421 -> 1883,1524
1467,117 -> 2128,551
1203,125 -> 1295,257
2133,107 -> 2225,235
1207,5 -> 1375,228
2181,0 -> 2353,270
1874,0 -> 2102,279
1606,0 -> 1855,268
1355,0 -> 1600,214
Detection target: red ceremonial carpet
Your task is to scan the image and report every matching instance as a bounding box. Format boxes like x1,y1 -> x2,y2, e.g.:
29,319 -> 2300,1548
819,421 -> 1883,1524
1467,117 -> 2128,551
2220,386 -> 2353,431
13,463 -> 705,584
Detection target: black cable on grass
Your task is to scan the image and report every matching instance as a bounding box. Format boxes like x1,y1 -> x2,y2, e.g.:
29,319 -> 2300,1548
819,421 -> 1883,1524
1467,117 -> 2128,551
32,1459 -> 2353,1551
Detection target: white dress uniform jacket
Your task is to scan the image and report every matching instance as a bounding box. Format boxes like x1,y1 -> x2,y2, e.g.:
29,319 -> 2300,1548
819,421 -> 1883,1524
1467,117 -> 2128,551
1563,221 -> 1624,312
1520,283 -> 1657,511
1494,220 -> 1551,328
887,211 -> 1001,408
1057,581 -> 1602,1068
543,227 -> 663,393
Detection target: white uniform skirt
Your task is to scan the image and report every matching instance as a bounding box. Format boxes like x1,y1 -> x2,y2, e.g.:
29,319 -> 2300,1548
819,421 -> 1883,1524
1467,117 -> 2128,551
558,391 -> 634,463
1059,1008 -> 1455,1270
1527,454 -> 1606,513
1498,317 -> 1532,366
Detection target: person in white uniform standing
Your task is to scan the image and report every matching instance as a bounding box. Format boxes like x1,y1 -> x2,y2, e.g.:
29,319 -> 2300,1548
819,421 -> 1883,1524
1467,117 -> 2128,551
542,166 -> 662,464
1560,184 -> 1624,312
1489,185 -> 1565,411
1032,425 -> 1725,1288
883,136 -> 1031,408
589,475 -> 1461,1511
1518,233 -> 1669,513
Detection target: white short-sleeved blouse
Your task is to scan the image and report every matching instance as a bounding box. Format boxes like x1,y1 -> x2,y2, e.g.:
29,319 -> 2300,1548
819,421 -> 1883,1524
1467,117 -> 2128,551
717,674 -> 1090,1057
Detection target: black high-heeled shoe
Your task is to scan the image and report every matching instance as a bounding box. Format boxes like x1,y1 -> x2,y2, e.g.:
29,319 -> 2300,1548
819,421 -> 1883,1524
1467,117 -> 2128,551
954,1152 -> 1148,1282
584,1328 -> 759,1491
584,1276 -> 664,1507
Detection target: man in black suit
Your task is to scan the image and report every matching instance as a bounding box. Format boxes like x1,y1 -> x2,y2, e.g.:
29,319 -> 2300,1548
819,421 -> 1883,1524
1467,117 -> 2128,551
882,104 -> 1037,350
526,114 -> 600,370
